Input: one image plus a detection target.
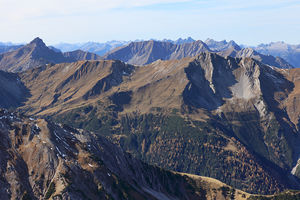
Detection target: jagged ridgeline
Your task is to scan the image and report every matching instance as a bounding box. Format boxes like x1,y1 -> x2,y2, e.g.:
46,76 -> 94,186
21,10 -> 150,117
103,40 -> 294,69
13,51 -> 300,195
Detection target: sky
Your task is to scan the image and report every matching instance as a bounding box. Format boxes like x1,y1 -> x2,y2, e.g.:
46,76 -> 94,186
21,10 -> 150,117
0,0 -> 300,45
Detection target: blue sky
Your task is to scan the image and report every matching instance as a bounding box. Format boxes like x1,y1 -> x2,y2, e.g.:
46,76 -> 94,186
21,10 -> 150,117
0,0 -> 299,45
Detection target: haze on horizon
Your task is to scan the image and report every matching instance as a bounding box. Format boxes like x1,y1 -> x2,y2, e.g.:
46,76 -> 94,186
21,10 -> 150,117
0,0 -> 300,46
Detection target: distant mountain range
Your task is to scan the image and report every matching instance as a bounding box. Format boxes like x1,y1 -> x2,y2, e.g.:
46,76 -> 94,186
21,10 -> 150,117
2,37 -> 300,68
0,44 -> 23,54
51,38 -> 300,68
205,38 -> 241,51
53,41 -> 129,55
195,39 -> 300,68
254,41 -> 300,67
161,36 -> 196,44
0,37 -> 295,73
103,39 -> 294,68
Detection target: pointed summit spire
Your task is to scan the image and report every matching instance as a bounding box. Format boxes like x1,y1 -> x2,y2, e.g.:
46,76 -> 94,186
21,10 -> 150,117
29,37 -> 46,46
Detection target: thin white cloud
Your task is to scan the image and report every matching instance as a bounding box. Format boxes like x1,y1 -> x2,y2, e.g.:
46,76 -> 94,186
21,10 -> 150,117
0,0 -> 192,20
0,0 -> 299,44
1,0 -> 298,21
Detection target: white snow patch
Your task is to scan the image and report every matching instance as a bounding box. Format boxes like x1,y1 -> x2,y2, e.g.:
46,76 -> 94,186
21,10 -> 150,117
265,72 -> 284,84
55,146 -> 66,158
291,158 -> 300,175
35,124 -> 40,130
62,140 -> 70,147
142,187 -> 175,200
54,131 -> 63,141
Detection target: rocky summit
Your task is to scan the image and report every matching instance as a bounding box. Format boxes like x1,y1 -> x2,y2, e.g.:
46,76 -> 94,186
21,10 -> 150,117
0,38 -> 101,72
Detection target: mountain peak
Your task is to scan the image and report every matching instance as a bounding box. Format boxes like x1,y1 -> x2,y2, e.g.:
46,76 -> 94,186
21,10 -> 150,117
205,38 -> 226,45
29,37 -> 46,46
204,38 -> 241,52
174,37 -> 195,44
0,37 -> 73,72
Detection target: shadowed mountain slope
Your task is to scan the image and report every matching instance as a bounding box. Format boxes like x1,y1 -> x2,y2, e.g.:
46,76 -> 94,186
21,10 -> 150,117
0,71 -> 29,108
63,49 -> 102,61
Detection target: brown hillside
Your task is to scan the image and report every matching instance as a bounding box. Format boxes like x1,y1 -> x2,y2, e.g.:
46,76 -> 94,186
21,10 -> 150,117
17,53 -> 300,194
